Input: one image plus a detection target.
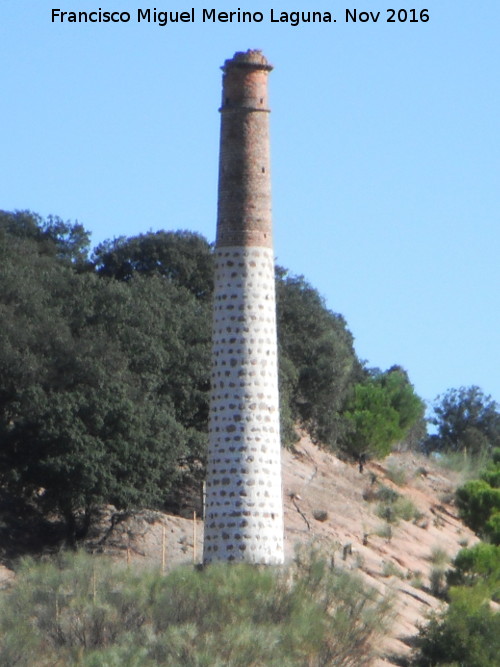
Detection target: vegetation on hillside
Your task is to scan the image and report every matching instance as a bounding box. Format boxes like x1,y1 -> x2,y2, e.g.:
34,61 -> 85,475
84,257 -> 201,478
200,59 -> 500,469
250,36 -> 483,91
0,209 -> 427,540
1,208 -> 500,664
410,453 -> 500,666
454,448 -> 500,546
426,386 -> 500,456
342,366 -> 425,458
0,212 -> 210,542
0,547 -> 391,666
412,584 -> 500,667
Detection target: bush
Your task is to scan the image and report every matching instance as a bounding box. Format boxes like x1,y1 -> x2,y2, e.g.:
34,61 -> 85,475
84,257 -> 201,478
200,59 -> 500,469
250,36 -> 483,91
385,463 -> 407,486
412,586 -> 500,667
456,479 -> 500,539
376,492 -> 418,524
486,512 -> 500,546
429,567 -> 447,598
447,543 -> 500,600
429,547 -> 449,567
480,462 -> 500,489
382,561 -> 405,579
0,548 -> 392,666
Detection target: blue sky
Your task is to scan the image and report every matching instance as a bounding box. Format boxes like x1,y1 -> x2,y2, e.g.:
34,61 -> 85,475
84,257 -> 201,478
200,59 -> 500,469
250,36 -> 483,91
2,1 -> 499,409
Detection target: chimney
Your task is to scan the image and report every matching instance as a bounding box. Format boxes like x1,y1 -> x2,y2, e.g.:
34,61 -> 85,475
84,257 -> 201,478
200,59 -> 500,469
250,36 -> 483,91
203,50 -> 284,565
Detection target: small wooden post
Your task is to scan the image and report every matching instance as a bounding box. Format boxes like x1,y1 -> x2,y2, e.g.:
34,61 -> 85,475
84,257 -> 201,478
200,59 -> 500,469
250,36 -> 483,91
162,524 -> 166,573
193,511 -> 197,564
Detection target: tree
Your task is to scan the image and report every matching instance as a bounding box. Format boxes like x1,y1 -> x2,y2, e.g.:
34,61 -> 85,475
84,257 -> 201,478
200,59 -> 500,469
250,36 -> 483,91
427,386 -> 500,455
2,208 -> 426,539
341,367 -> 425,458
275,268 -> 362,448
0,209 -> 91,264
92,230 -> 214,300
0,227 -> 210,541
342,381 -> 402,458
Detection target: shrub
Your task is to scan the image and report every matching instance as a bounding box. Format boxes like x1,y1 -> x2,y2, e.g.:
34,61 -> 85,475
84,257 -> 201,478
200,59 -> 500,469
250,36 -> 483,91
377,485 -> 400,504
480,462 -> 500,489
0,548 -> 392,667
377,495 -> 418,524
411,572 -> 425,589
395,497 -> 419,522
375,523 -> 393,541
456,479 -> 500,537
382,561 -> 405,579
429,547 -> 449,567
385,463 -> 407,486
486,512 -> 500,546
412,586 -> 500,667
429,567 -> 447,598
447,543 -> 500,600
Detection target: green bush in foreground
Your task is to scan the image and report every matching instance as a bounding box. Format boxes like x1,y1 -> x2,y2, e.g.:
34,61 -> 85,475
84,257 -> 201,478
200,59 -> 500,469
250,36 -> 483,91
411,585 -> 500,667
456,479 -> 500,544
0,547 -> 391,666
447,543 -> 500,601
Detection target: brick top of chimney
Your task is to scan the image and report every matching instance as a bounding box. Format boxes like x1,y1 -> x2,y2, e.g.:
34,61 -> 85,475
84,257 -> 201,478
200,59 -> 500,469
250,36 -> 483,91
222,49 -> 273,72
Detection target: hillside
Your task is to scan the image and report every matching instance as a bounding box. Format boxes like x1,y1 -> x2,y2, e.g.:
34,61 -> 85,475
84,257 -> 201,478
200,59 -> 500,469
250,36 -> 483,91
0,437 -> 477,665
281,438 -> 478,665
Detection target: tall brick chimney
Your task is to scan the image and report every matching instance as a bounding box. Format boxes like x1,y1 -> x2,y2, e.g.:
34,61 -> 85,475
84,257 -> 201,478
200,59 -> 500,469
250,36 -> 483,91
203,50 -> 284,565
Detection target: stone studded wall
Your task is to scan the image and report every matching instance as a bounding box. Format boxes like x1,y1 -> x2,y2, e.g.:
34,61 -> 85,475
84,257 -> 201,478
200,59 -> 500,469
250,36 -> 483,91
203,51 -> 284,565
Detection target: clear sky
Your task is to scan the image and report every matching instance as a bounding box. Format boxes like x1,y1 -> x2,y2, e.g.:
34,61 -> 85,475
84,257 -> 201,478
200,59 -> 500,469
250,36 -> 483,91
2,1 -> 499,409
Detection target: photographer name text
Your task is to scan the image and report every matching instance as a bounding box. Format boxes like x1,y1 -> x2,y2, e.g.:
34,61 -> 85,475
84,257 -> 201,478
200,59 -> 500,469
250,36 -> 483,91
51,7 -> 430,27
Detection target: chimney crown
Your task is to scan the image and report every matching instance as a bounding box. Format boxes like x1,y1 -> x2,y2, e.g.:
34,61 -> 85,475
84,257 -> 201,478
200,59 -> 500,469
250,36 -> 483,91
222,49 -> 273,72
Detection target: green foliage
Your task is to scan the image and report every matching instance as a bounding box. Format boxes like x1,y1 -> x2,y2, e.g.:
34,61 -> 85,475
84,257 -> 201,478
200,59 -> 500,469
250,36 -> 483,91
456,480 -> 500,544
385,463 -> 407,486
92,230 -> 214,300
342,367 -> 425,458
429,567 -> 447,598
429,547 -> 449,567
0,219 -> 210,539
377,495 -> 418,524
480,461 -> 500,488
344,381 -> 402,458
426,386 -> 500,456
382,561 -> 405,578
454,454 -> 500,546
0,209 -> 91,264
376,485 -> 400,504
275,268 -> 362,448
0,209 -> 426,539
447,543 -> 500,600
373,485 -> 418,524
0,549 -> 392,666
412,586 -> 500,667
485,512 -> 500,548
